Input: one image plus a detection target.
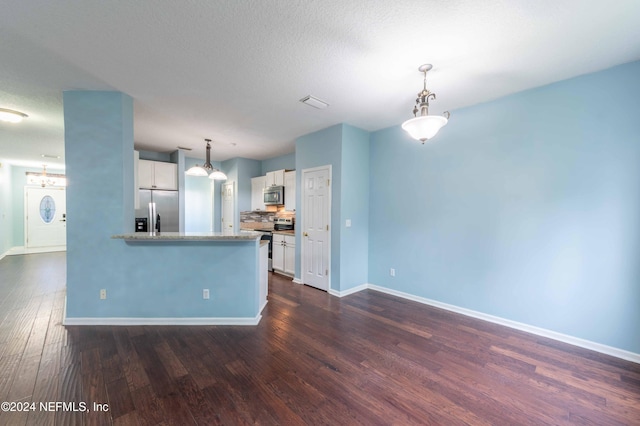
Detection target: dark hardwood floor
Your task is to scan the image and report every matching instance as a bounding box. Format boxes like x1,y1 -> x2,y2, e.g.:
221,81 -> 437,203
0,252 -> 639,425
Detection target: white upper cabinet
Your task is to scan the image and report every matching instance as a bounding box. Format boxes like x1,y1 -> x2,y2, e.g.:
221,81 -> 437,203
284,171 -> 296,211
251,176 -> 267,211
139,159 -> 178,190
265,169 -> 285,187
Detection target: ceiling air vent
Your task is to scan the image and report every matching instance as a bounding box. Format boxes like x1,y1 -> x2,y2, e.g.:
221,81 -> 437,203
300,95 -> 329,109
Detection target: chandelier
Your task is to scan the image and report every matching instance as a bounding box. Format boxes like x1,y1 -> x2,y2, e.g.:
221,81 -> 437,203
401,64 -> 450,143
185,139 -> 228,180
26,165 -> 66,187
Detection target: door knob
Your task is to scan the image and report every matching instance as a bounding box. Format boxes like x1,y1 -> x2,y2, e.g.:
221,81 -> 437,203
303,232 -> 308,237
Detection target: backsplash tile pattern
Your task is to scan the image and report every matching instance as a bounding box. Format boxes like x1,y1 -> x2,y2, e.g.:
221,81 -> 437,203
240,210 -> 295,230
240,211 -> 275,223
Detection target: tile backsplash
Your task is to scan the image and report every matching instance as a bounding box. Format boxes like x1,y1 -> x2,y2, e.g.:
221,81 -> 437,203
240,211 -> 275,223
240,210 -> 295,230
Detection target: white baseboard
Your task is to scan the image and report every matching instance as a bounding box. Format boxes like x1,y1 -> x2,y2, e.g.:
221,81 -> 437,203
366,284 -> 640,364
63,314 -> 262,326
8,245 -> 66,255
259,300 -> 268,314
329,283 -> 369,298
292,277 -> 303,284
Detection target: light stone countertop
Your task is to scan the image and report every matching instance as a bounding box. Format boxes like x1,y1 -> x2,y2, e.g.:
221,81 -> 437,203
112,231 -> 263,241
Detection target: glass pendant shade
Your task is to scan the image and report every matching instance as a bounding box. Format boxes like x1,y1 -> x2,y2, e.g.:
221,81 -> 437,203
0,108 -> 28,123
402,64 -> 450,143
208,170 -> 228,180
402,115 -> 448,142
185,165 -> 209,176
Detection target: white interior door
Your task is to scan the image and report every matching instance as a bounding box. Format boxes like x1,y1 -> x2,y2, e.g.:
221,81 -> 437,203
301,166 -> 331,291
221,182 -> 235,232
25,187 -> 67,248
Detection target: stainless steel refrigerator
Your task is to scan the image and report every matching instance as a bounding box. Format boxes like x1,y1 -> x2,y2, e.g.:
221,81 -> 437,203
135,189 -> 179,232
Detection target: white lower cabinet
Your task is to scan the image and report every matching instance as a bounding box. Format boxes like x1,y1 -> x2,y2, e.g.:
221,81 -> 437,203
272,233 -> 295,276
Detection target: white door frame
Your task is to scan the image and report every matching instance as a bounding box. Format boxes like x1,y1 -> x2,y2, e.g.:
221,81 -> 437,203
221,181 -> 236,232
300,165 -> 332,291
23,186 -> 67,253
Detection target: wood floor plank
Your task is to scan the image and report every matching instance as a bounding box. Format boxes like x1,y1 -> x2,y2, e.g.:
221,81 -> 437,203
1,252 -> 639,425
106,377 -> 136,421
130,384 -> 169,426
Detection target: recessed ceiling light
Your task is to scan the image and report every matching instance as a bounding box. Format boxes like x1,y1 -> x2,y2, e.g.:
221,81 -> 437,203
0,108 -> 28,123
300,95 -> 329,109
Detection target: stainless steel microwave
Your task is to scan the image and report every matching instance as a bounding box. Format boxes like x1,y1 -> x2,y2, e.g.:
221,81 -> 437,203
263,185 -> 284,205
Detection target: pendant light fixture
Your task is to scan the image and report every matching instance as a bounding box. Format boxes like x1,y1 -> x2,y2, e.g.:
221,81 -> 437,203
25,165 -> 66,187
185,139 -> 227,180
0,108 -> 28,123
401,64 -> 450,143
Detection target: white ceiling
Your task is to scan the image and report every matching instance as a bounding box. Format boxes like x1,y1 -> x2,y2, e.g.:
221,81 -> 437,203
1,0 -> 640,169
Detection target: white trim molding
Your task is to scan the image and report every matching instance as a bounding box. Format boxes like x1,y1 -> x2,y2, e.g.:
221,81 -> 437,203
259,300 -> 268,314
8,245 -> 66,256
345,283 -> 640,364
63,315 -> 262,326
292,277 -> 303,284
329,283 -> 369,298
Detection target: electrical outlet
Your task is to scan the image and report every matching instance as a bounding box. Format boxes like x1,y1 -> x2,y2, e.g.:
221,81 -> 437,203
100,289 -> 107,300
390,268 -> 395,277
345,219 -> 352,227
203,289 -> 210,300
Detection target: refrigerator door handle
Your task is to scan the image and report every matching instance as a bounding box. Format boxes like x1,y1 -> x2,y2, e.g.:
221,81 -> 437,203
148,202 -> 157,233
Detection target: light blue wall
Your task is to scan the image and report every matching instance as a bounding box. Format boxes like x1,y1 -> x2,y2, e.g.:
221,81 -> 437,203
340,124 -> 370,291
368,61 -> 640,353
295,124 -> 343,288
139,150 -> 172,162
261,152 -> 295,174
64,90 -> 134,316
185,156 -> 214,232
221,157 -> 261,229
0,163 -> 12,255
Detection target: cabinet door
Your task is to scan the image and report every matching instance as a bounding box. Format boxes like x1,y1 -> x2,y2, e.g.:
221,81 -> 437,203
266,169 -> 285,187
272,234 -> 285,271
138,160 -> 154,189
251,176 -> 267,211
153,162 -> 178,190
284,171 -> 296,211
284,235 -> 296,276
274,170 -> 285,186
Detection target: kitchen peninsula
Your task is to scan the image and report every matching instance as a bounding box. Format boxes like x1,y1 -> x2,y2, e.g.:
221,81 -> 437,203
63,91 -> 270,328
64,231 -> 269,326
